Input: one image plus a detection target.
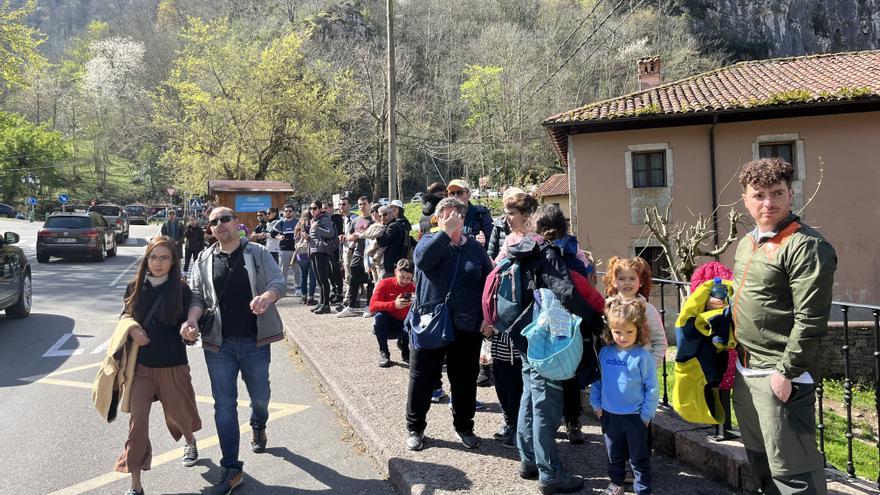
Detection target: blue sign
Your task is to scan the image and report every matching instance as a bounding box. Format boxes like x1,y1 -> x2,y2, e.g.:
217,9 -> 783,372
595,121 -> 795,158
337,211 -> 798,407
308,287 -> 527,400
58,193 -> 69,204
26,196 -> 37,206
234,194 -> 272,213
190,198 -> 203,209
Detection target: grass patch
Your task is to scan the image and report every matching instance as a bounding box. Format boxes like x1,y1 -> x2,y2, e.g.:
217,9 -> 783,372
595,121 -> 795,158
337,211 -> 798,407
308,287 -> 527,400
821,378 -> 875,413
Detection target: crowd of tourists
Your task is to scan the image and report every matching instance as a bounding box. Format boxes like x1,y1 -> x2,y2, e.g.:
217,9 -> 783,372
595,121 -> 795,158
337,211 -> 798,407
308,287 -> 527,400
99,158 -> 835,495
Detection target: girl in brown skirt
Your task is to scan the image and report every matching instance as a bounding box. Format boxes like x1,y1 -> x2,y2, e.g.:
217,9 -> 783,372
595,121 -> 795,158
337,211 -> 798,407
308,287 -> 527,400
116,237 -> 202,495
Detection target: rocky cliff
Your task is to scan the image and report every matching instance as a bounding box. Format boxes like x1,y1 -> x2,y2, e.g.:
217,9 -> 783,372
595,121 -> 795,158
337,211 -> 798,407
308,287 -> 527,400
686,0 -> 880,59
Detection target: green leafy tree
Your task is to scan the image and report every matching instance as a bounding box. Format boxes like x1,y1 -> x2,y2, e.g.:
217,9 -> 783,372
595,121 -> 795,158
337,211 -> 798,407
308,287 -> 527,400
0,0 -> 46,91
0,111 -> 68,204
155,17 -> 347,196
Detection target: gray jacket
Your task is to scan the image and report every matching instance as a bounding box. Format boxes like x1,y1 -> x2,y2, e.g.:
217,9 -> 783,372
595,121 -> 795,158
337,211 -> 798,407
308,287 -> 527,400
189,238 -> 287,351
308,213 -> 338,254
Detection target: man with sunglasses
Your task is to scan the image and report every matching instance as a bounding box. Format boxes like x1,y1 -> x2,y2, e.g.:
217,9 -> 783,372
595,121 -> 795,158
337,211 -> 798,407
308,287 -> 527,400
447,179 -> 493,249
270,204 -> 301,293
182,207 -> 286,494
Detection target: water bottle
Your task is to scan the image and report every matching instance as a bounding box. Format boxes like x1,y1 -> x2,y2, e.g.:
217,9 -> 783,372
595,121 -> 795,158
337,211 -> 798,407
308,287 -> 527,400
547,306 -> 571,341
708,277 -> 728,309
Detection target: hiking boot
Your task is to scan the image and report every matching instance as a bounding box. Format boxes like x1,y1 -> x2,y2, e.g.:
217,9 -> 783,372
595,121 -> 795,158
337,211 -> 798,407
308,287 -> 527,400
182,441 -> 198,466
566,422 -> 585,445
378,351 -> 392,368
456,430 -> 480,449
251,429 -> 267,453
493,424 -> 512,440
518,461 -> 539,480
538,474 -> 585,494
406,431 -> 424,451
600,482 -> 624,495
313,305 -> 331,314
476,364 -> 493,387
211,467 -> 243,494
336,306 -> 362,318
397,339 -> 410,363
430,388 -> 447,403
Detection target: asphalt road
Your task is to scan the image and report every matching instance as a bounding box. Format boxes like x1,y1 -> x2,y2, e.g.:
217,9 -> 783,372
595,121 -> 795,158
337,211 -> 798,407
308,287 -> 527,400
0,220 -> 393,495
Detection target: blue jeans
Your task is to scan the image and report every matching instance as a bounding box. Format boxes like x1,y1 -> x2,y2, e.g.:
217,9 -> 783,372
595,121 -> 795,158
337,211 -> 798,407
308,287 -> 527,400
517,360 -> 565,483
204,336 -> 271,470
298,255 -> 316,297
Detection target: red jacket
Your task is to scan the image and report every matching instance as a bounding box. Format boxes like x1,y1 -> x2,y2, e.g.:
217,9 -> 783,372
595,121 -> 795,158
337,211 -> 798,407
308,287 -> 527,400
369,277 -> 416,321
571,269 -> 605,314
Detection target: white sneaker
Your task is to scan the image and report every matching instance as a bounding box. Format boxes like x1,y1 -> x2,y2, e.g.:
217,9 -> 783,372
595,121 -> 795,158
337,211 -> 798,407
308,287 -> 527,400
336,307 -> 362,318
362,310 -> 375,318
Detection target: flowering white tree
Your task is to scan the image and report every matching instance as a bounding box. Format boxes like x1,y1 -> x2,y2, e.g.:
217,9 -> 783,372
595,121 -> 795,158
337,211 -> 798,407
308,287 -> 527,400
83,37 -> 146,100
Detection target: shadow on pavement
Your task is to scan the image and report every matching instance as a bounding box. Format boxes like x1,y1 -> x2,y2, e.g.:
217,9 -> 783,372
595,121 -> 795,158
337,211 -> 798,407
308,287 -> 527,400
0,312 -> 77,387
164,449 -> 394,494
388,456 -> 472,494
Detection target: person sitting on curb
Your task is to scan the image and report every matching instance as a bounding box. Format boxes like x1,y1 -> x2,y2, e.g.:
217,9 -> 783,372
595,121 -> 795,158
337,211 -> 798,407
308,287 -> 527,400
369,258 -> 415,367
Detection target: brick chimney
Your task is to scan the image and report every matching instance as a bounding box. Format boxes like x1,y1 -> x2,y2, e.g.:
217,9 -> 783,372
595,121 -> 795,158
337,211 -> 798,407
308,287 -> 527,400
637,56 -> 661,91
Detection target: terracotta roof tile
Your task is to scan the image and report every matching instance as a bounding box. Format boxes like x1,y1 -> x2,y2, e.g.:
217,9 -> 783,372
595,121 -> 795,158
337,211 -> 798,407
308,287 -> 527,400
544,50 -> 880,126
534,173 -> 569,197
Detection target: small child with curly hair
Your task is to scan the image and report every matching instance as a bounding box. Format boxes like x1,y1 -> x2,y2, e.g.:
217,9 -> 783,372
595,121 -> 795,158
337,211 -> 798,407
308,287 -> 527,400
603,256 -> 667,366
590,298 -> 659,495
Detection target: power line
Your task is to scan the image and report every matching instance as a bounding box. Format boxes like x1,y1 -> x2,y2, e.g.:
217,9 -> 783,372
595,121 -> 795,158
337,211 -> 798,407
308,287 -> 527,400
518,0 -> 635,112
517,0 -> 608,95
397,131 -> 545,147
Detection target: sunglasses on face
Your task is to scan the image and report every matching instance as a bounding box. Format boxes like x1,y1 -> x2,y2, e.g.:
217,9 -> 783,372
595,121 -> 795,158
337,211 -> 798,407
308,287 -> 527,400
309,206 -> 319,210
209,215 -> 235,226
452,189 -> 468,196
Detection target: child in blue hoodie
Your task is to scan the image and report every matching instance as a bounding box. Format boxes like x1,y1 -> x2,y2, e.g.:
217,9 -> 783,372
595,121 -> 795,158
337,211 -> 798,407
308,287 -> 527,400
590,298 -> 659,495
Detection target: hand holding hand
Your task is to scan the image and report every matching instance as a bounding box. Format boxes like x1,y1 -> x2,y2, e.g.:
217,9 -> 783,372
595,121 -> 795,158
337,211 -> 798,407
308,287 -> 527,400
770,372 -> 792,402
180,320 -> 199,343
130,325 -> 151,346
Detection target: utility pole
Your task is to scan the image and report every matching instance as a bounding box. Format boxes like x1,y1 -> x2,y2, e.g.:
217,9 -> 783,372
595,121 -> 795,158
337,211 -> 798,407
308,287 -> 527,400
386,0 -> 399,200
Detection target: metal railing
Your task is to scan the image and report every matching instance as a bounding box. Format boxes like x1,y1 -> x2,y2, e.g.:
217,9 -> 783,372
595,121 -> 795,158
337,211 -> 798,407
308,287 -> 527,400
646,276 -> 880,484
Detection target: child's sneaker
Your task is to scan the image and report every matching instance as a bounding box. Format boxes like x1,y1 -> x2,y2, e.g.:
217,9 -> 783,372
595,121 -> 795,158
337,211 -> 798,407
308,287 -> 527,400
430,388 -> 447,403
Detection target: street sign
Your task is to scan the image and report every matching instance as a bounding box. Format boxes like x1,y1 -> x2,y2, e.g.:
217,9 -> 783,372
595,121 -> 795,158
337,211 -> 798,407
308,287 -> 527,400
166,187 -> 176,197
58,193 -> 69,204
190,198 -> 203,209
26,196 -> 37,206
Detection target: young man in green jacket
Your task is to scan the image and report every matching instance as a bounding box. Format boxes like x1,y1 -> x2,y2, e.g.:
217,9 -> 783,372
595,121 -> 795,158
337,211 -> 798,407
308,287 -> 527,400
726,158 -> 837,494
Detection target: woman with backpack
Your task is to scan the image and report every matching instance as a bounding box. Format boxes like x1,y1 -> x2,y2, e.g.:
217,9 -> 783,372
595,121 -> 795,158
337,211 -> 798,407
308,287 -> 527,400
486,188 -> 537,449
494,204 -> 604,494
405,197 -> 494,452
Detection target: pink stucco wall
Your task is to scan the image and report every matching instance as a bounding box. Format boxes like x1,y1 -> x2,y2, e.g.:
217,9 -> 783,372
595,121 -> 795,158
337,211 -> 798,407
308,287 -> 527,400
572,111 -> 880,305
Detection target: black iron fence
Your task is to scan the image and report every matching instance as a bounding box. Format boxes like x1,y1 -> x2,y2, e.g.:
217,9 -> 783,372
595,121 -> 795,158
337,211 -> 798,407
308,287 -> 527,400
648,276 -> 880,484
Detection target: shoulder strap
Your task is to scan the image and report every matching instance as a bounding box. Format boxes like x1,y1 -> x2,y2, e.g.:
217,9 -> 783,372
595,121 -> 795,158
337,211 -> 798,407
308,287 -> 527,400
138,285 -> 166,328
215,251 -> 245,305
444,248 -> 463,301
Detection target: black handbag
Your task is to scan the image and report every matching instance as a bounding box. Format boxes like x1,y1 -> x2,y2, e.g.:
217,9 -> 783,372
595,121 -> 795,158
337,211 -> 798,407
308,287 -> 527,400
198,252 -> 243,332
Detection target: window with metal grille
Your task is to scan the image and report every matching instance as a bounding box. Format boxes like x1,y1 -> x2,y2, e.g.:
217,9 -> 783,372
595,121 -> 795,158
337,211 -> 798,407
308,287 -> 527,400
758,142 -> 794,164
634,245 -> 670,278
632,151 -> 666,188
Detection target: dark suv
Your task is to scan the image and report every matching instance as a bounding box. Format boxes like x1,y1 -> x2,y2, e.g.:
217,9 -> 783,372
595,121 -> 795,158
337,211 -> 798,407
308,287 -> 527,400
37,212 -> 117,262
0,203 -> 18,218
0,231 -> 31,318
88,204 -> 130,242
124,204 -> 148,225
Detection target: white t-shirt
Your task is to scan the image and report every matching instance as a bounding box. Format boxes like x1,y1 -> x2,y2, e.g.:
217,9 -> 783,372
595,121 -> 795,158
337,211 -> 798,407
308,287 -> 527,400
265,219 -> 281,253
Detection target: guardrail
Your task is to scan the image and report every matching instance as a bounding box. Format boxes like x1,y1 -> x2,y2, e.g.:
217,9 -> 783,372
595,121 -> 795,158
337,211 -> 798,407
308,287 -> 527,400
646,276 -> 879,484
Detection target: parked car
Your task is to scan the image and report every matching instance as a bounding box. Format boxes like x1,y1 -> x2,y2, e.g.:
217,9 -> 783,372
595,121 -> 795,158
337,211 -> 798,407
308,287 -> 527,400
410,192 -> 424,203
88,203 -> 129,241
149,209 -> 168,223
378,197 -> 390,206
124,204 -> 148,225
37,212 -> 117,263
0,203 -> 19,218
0,231 -> 31,318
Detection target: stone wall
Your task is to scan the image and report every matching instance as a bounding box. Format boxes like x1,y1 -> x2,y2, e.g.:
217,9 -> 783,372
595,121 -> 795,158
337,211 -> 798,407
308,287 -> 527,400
820,321 -> 878,381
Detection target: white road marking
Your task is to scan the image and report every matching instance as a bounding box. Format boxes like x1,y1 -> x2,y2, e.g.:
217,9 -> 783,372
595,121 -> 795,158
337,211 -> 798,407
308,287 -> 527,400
91,337 -> 111,354
109,256 -> 142,288
42,333 -> 85,357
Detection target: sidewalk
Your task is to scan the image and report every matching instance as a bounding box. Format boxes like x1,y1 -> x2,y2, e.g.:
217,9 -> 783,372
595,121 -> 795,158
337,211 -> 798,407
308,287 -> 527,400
278,300 -> 739,494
